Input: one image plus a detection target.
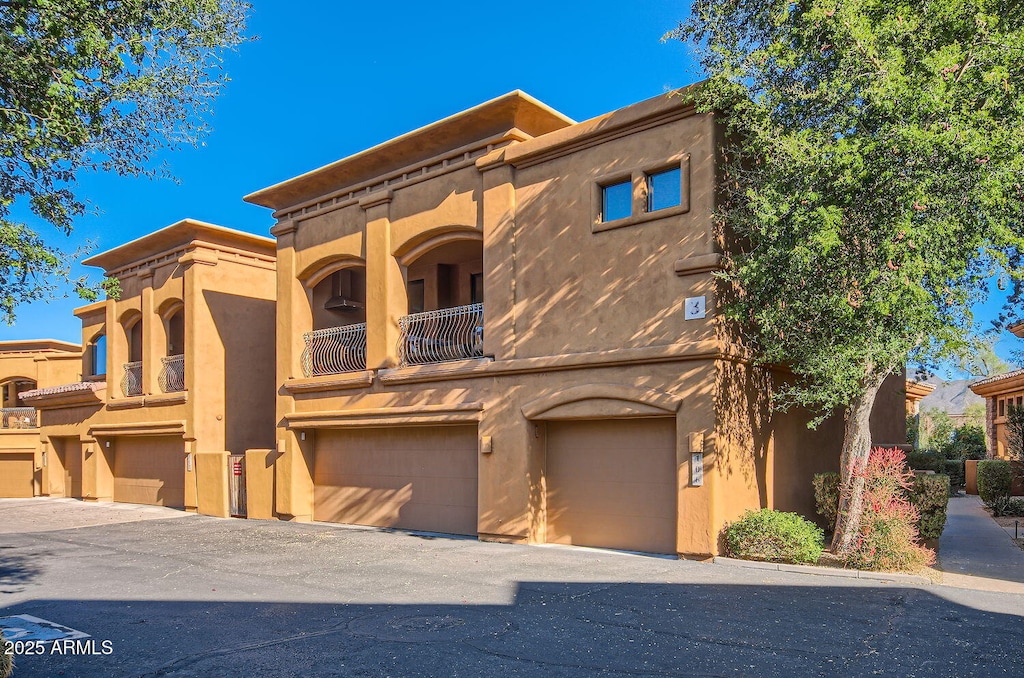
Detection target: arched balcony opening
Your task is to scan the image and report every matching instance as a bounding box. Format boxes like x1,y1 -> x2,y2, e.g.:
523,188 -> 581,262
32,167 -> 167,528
399,237 -> 483,367
302,265 -> 367,377
121,313 -> 143,397
1,377 -> 37,428
160,306 -> 185,393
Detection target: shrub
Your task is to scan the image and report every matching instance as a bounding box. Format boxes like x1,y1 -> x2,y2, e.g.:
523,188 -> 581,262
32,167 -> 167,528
990,497 -> 1024,517
724,509 -> 824,564
0,629 -> 11,678
844,447 -> 935,571
945,424 -> 987,460
813,472 -> 841,531
907,450 -> 944,473
908,474 -> 950,540
977,459 -> 1013,505
943,459 -> 965,493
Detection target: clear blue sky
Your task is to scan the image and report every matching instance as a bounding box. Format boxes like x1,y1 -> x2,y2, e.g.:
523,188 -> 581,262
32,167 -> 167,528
1,0 -> 1017,371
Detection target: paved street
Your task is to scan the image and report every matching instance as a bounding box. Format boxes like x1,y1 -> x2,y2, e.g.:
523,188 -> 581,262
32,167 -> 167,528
2,498 -> 1023,677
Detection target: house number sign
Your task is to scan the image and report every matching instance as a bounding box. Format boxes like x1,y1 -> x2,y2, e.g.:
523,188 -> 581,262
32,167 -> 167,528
691,452 -> 704,486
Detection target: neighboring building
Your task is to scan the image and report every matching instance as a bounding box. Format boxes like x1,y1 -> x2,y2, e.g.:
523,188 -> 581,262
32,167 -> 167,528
970,369 -> 1024,459
245,88 -> 905,557
905,380 -> 935,417
22,220 -> 277,513
0,340 -> 82,497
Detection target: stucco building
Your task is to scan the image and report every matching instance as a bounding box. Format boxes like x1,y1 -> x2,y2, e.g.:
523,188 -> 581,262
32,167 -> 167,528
245,88 -> 904,557
21,220 -> 277,513
0,340 -> 81,497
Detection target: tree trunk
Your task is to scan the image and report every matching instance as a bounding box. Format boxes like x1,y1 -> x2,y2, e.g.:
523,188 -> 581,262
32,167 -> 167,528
830,373 -> 886,554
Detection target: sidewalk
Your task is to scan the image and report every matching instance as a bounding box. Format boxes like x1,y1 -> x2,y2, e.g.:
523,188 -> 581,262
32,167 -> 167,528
938,494 -> 1024,592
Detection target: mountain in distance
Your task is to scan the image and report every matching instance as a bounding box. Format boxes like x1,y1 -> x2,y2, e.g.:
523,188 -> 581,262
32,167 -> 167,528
918,377 -> 984,415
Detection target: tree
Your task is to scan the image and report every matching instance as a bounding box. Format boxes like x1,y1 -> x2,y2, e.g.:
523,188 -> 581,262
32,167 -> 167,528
0,0 -> 250,323
672,1 -> 1024,553
955,331 -> 1012,377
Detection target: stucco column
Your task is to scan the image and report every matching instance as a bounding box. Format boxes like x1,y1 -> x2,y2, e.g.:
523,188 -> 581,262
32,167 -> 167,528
105,298 -> 123,398
362,191 -> 406,369
478,150 -> 516,360
139,269 -> 158,395
270,221 -> 307,382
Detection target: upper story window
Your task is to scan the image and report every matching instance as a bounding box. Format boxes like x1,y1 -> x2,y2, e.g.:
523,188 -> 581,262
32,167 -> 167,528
88,333 -> 107,377
646,167 -> 682,212
600,180 -> 632,223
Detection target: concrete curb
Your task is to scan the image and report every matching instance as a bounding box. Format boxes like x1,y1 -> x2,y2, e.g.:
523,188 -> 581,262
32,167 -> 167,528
713,556 -> 931,585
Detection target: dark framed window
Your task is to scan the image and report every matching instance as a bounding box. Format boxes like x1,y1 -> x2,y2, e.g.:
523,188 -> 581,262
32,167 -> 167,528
601,180 -> 632,222
646,167 -> 682,212
408,279 -> 425,314
470,273 -> 484,305
90,334 -> 107,377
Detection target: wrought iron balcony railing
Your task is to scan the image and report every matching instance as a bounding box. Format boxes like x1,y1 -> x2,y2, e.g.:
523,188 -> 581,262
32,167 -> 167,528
301,323 -> 367,377
158,354 -> 185,393
121,361 -> 143,397
397,303 -> 484,367
1,407 -> 36,429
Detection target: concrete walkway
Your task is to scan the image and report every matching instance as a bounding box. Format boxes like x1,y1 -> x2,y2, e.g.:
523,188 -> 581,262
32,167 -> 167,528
938,494 -> 1024,592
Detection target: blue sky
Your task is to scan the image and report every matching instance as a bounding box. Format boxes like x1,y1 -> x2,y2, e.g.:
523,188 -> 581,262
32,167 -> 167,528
1,0 -> 1017,371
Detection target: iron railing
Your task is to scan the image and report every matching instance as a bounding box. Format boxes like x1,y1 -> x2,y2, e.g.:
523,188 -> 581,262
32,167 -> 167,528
121,361 -> 143,397
301,323 -> 367,377
1,407 -> 36,429
158,354 -> 185,393
397,303 -> 484,367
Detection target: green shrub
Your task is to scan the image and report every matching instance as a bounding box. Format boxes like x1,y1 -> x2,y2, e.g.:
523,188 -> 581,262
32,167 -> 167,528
945,425 -> 987,460
907,450 -> 944,473
908,474 -> 950,540
1,629 -> 11,678
977,460 -> 1013,505
943,459 -> 965,493
812,472 -> 841,531
724,509 -> 824,564
990,497 -> 1024,517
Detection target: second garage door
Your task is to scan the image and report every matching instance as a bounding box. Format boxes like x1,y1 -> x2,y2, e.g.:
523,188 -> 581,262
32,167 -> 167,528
0,453 -> 34,498
113,436 -> 186,508
546,418 -> 677,554
314,426 -> 478,536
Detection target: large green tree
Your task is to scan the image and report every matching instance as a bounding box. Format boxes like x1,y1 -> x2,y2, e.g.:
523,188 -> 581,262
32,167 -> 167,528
672,1 -> 1024,552
1,0 -> 249,322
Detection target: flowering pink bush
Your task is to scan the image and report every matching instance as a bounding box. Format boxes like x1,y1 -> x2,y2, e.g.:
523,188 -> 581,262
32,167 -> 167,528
844,446 -> 935,571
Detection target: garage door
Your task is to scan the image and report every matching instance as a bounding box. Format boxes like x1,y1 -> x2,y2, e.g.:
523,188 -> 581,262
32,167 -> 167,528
546,418 -> 677,554
58,438 -> 83,499
314,426 -> 478,535
0,453 -> 34,498
113,436 -> 185,508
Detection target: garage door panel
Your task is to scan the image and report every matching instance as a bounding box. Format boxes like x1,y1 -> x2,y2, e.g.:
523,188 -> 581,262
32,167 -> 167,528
113,436 -> 185,508
0,454 -> 35,498
63,440 -> 83,499
547,419 -> 676,554
314,426 -> 478,535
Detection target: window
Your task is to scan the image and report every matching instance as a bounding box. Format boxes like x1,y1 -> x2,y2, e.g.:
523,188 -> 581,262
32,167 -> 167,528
1000,399 -> 1006,417
601,180 -> 632,223
470,273 -> 484,305
646,167 -> 681,212
89,334 -> 107,377
408,279 -> 425,314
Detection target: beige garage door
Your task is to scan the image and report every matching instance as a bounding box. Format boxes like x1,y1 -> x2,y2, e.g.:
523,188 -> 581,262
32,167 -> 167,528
0,453 -> 34,498
546,418 -> 677,554
314,426 -> 478,536
58,438 -> 83,499
113,436 -> 185,508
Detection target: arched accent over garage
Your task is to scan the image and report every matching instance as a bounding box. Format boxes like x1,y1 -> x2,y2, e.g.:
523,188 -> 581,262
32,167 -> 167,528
521,384 -> 681,421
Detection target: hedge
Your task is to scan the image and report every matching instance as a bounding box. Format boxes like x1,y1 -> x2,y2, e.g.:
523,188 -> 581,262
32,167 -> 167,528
977,460 -> 1013,505
907,451 -> 944,473
943,459 -> 965,494
812,472 -> 841,531
724,509 -> 824,564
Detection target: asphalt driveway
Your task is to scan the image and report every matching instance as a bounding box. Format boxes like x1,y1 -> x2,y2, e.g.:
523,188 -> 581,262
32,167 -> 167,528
1,498 -> 1023,677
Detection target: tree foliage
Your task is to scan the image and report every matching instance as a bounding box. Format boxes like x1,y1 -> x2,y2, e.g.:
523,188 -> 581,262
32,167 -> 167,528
672,0 -> 1024,552
0,0 -> 250,322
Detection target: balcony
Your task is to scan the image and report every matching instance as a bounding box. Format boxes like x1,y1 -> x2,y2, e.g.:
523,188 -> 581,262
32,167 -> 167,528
1,407 -> 36,429
121,361 -> 143,397
397,303 -> 484,367
159,354 -> 185,393
301,323 -> 368,377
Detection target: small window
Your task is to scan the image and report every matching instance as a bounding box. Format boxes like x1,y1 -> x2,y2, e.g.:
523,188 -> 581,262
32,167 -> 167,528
408,279 -> 425,314
1017,396 -> 1022,409
1000,399 -> 1006,417
470,273 -> 484,305
647,167 -> 682,212
90,334 -> 107,377
601,180 -> 632,222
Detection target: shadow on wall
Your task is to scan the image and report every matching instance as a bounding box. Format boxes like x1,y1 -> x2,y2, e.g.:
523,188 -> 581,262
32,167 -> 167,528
3,583 -> 1023,676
